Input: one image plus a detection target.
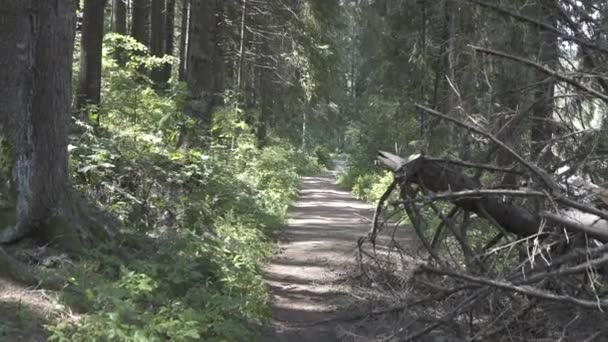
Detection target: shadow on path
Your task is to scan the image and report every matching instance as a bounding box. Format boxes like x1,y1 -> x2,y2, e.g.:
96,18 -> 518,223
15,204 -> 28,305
262,169 -> 417,341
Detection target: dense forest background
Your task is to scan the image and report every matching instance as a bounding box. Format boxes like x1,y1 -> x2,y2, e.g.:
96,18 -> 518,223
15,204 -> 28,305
0,0 -> 608,340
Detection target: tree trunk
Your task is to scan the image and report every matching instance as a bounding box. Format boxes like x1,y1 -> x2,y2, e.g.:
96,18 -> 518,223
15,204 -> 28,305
302,111 -> 307,150
530,2 -> 558,159
131,0 -> 150,46
493,18 -> 530,187
257,39 -> 273,147
150,0 -> 165,85
213,1 -> 225,105
112,0 -> 127,34
185,0 -> 218,128
236,0 -> 247,95
178,0 -> 189,81
76,0 -> 107,113
0,0 -> 82,251
160,0 -> 176,83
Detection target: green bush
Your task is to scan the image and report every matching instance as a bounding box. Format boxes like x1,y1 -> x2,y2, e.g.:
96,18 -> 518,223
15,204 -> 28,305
351,171 -> 394,203
314,146 -> 334,169
48,34 -> 322,341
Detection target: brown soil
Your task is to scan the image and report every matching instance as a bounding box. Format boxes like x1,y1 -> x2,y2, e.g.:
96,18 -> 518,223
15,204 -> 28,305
0,279 -> 55,341
262,168 -> 419,341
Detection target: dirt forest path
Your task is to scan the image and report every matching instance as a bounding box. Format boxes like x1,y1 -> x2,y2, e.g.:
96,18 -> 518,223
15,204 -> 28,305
262,163 -> 418,341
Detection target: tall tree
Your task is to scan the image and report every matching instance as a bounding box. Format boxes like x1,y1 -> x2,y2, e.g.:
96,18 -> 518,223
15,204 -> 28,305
160,0 -> 176,83
530,1 -> 558,158
150,0 -> 165,85
212,1 -> 225,104
131,0 -> 150,46
76,0 -> 108,112
112,0 -> 127,34
257,39 -> 273,147
178,0 -> 189,81
184,0 -> 218,128
0,0 -> 82,250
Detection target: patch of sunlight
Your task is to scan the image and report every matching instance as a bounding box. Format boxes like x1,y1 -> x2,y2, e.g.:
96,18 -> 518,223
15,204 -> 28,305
292,201 -> 370,210
298,189 -> 349,195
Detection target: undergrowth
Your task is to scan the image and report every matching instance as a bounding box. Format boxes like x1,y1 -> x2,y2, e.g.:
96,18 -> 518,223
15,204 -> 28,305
45,34 -> 322,341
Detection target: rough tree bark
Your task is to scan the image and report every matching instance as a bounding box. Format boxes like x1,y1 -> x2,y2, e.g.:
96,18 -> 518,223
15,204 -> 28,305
530,1 -> 558,158
160,0 -> 176,83
235,0 -> 247,95
178,0 -> 189,81
0,0 -> 82,251
112,0 -> 127,34
213,1 -> 225,105
111,0 -> 128,65
150,0 -> 165,85
131,0 -> 150,46
76,0 -> 108,112
185,0 -> 218,127
257,40 -> 273,147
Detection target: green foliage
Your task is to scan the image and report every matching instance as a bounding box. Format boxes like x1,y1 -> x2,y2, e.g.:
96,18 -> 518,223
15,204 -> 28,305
48,37 -> 322,341
338,95 -> 424,205
47,227 -> 271,341
85,33 -> 187,146
350,171 -> 394,203
211,106 -> 250,145
104,33 -> 176,74
314,145 -> 334,169
55,128 -> 318,341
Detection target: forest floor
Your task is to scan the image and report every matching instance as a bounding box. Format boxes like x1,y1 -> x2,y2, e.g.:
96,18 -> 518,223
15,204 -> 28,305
262,164 -> 420,341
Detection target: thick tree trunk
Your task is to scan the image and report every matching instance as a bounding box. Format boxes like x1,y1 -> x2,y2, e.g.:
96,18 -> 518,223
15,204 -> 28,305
160,0 -> 176,83
150,0 -> 165,85
185,0 -> 218,127
76,0 -> 107,112
0,0 -> 82,251
112,0 -> 127,34
257,40 -> 273,147
131,0 -> 150,46
178,0 -> 189,81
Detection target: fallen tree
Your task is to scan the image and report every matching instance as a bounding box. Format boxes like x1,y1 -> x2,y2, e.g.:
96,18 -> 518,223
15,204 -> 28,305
374,151 -> 608,243
356,106 -> 608,341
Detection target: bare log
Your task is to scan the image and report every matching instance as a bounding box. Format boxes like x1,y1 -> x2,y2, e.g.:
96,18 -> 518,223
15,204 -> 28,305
377,151 -> 541,237
540,211 -> 608,242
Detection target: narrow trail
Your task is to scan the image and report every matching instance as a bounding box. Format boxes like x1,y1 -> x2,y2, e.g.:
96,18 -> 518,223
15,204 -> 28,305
262,164 -> 417,341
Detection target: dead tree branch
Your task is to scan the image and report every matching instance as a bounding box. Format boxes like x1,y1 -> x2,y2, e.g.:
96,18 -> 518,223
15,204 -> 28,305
420,265 -> 608,309
465,0 -> 608,55
469,45 -> 608,105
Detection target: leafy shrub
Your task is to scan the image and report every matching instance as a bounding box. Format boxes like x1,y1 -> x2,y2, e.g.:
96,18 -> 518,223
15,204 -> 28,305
49,34 -> 322,341
351,171 -> 394,203
314,145 -> 334,169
